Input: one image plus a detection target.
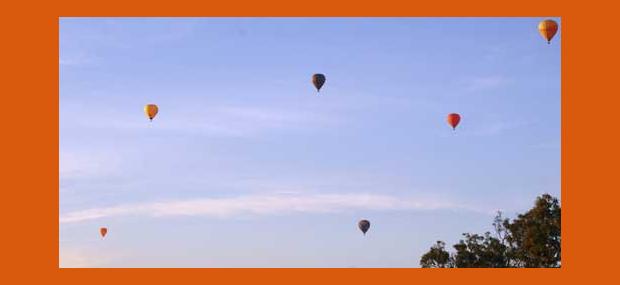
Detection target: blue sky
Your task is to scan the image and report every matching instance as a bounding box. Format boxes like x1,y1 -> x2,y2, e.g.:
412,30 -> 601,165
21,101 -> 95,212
59,17 -> 560,268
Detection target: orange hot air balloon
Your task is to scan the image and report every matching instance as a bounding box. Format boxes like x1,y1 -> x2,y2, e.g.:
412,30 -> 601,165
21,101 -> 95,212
144,104 -> 159,122
538,19 -> 559,44
100,227 -> 108,238
447,113 -> 461,130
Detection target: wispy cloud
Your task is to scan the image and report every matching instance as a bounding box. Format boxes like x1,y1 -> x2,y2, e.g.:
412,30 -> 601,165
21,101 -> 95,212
60,193 -> 481,224
59,248 -> 106,268
458,75 -> 512,93
60,246 -> 128,268
530,141 -> 560,150
62,105 -> 341,138
60,249 -> 94,268
212,106 -> 336,131
59,52 -> 100,66
60,150 -> 122,180
63,18 -> 199,49
469,119 -> 532,136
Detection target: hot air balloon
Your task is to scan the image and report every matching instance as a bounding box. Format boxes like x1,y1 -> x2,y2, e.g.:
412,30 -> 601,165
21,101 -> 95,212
144,104 -> 159,122
100,227 -> 108,238
312,73 -> 326,92
358,219 -> 370,236
538,19 -> 558,44
447,113 -> 461,130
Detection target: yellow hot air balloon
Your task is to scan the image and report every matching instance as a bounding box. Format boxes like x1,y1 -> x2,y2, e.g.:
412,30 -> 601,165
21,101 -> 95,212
144,104 -> 158,122
538,19 -> 559,44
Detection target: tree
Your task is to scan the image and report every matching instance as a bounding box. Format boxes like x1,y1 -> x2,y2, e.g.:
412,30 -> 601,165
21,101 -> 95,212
420,241 -> 453,268
452,232 -> 509,267
420,194 -> 561,268
505,194 -> 561,267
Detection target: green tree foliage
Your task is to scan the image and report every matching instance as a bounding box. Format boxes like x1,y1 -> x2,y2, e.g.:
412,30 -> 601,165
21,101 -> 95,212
420,241 -> 454,268
420,194 -> 561,268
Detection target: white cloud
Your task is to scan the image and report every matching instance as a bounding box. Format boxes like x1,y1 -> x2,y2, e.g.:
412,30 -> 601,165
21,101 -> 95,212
60,193 -> 479,224
59,247 -> 105,268
60,249 -> 92,268
459,75 -> 512,93
60,150 -> 122,180
62,105 -> 340,138
59,246 -> 129,268
470,119 -> 531,136
59,53 -> 99,66
530,141 -> 560,150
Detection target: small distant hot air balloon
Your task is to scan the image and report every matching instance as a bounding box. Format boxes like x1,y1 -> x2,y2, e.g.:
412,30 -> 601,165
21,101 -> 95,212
358,219 -> 370,236
538,19 -> 559,44
100,227 -> 108,238
312,73 -> 326,93
447,113 -> 461,130
144,104 -> 159,122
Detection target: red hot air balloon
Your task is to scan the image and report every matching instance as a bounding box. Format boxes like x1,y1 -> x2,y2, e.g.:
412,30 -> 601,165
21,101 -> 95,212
100,227 -> 108,238
447,113 -> 461,130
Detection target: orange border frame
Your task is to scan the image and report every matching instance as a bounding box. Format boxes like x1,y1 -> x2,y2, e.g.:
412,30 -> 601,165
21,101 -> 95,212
2,0 -> 617,283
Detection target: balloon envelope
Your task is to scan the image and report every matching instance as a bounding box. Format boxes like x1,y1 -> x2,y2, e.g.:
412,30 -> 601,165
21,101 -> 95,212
538,19 -> 558,44
447,113 -> 461,130
100,227 -> 108,238
358,219 -> 370,235
312,74 -> 326,92
144,104 -> 159,121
